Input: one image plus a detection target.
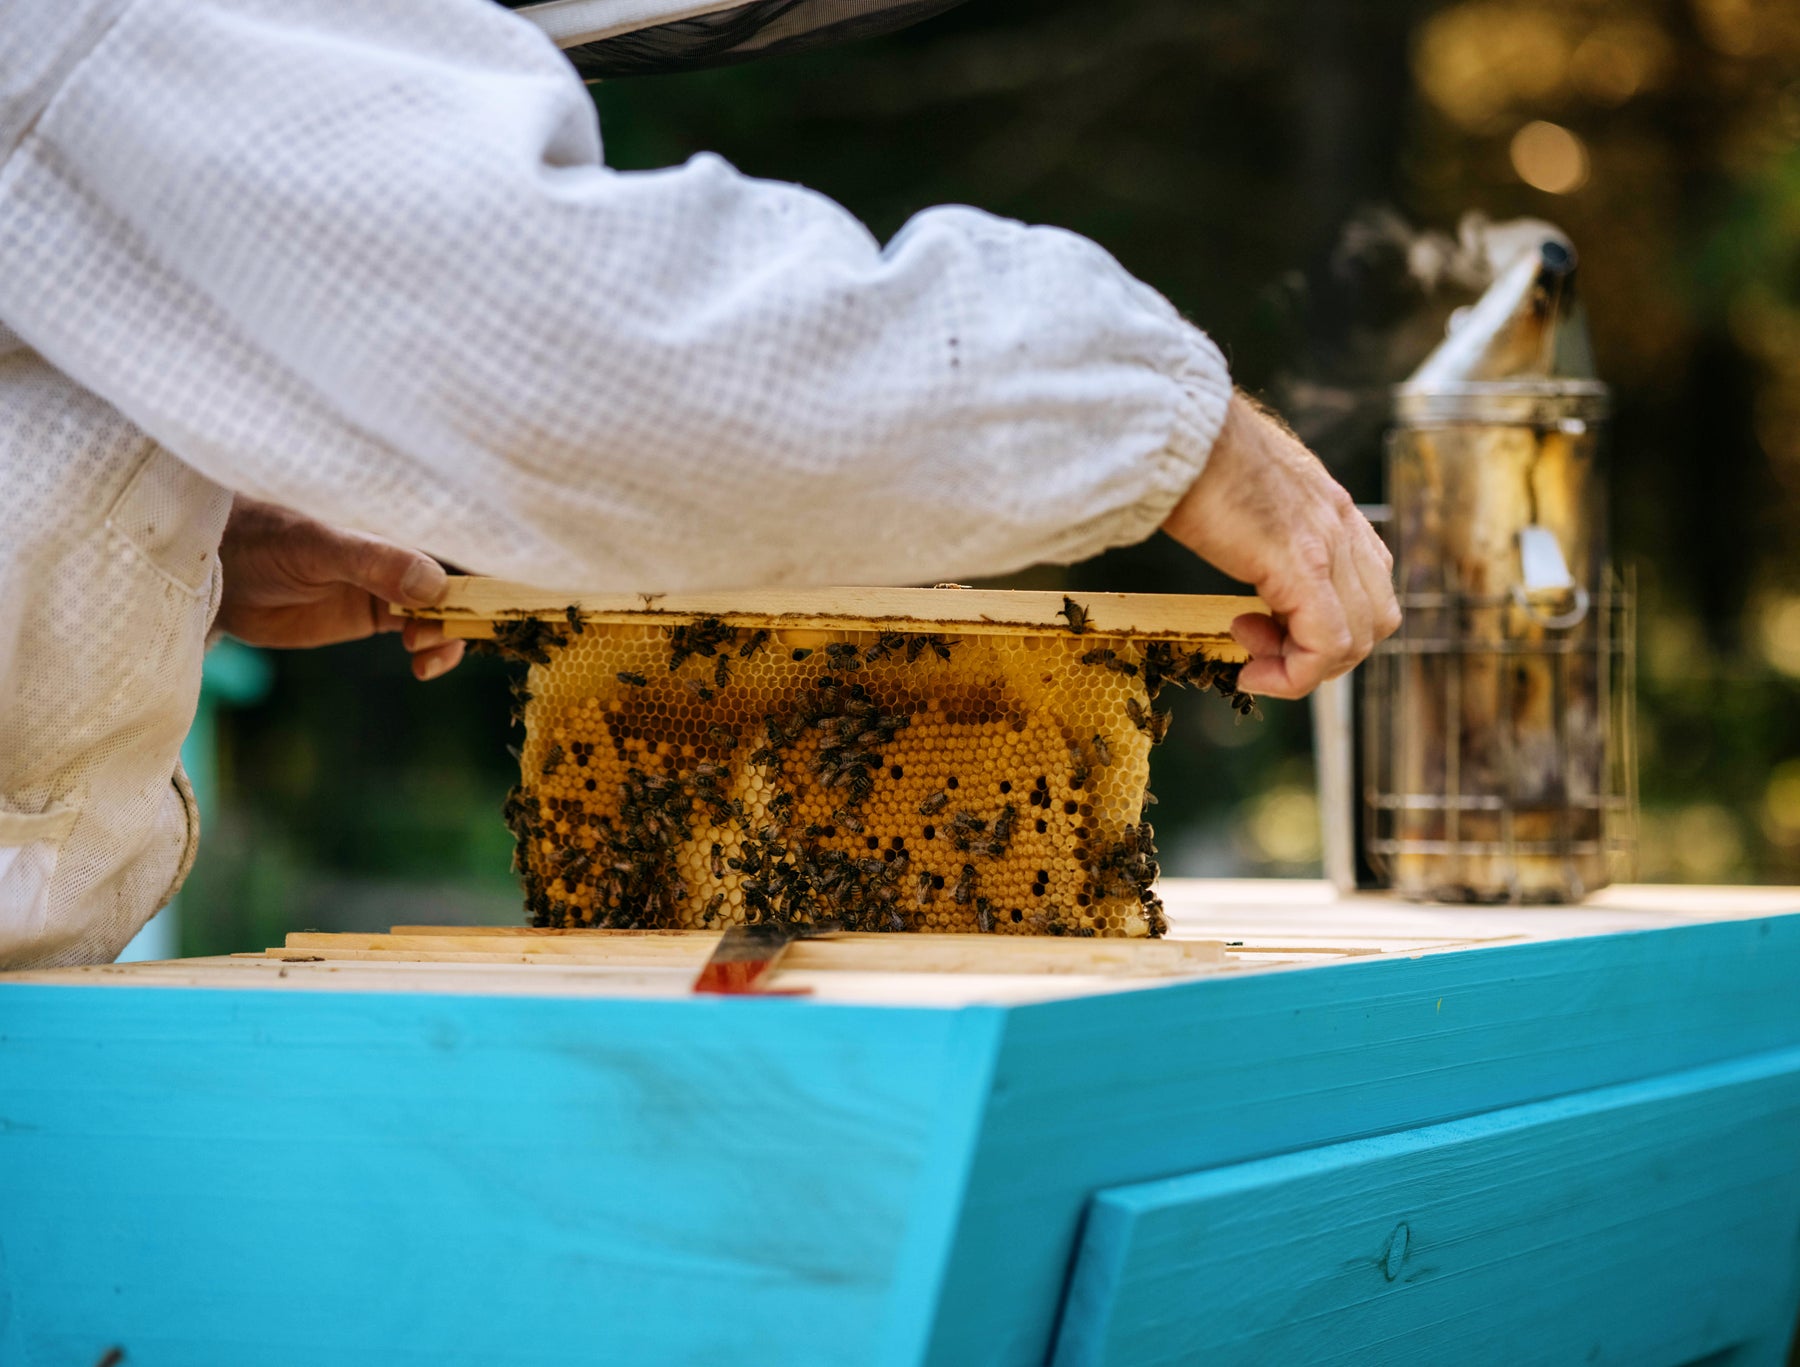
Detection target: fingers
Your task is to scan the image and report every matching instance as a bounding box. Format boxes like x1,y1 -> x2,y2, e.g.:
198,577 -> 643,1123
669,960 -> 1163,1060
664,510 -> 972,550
341,535 -> 448,612
403,618 -> 465,681
1352,516 -> 1402,642
411,639 -> 465,682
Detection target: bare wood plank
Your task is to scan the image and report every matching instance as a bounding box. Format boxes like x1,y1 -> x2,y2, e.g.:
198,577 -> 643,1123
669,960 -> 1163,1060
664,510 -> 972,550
278,931 -> 1228,976
283,932 -> 711,962
397,578 -> 1262,647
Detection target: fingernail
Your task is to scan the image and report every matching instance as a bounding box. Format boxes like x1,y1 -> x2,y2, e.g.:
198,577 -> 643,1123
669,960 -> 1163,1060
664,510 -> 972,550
419,653 -> 449,682
399,559 -> 447,605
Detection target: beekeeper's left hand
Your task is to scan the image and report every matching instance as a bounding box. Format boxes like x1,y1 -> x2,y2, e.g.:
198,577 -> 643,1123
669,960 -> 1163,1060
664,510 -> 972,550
216,497 -> 464,681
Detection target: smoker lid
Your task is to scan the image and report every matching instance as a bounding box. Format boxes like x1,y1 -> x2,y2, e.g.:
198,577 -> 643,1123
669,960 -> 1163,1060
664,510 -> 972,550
1397,235 -> 1605,419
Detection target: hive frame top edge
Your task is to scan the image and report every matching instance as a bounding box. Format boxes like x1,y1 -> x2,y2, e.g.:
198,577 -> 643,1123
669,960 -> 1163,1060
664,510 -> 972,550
401,578 -> 1263,648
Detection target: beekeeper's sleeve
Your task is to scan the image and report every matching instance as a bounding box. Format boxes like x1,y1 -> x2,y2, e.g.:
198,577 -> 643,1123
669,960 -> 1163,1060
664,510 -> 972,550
0,0 -> 1233,591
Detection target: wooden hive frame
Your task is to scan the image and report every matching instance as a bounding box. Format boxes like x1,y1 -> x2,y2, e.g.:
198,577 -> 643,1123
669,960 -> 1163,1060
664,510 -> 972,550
403,581 -> 1267,940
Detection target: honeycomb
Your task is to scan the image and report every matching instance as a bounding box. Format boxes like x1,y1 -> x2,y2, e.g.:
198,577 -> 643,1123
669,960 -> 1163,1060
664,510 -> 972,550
482,611 -> 1250,938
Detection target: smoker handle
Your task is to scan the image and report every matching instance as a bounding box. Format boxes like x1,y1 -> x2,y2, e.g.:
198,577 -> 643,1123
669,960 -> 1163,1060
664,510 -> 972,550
1510,584 -> 1590,630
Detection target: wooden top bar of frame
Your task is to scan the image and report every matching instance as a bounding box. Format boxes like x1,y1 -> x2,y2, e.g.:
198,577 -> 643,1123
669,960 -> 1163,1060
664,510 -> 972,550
398,578 -> 1264,649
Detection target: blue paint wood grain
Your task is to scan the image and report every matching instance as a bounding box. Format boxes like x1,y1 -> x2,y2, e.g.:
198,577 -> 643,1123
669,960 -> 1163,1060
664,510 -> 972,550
924,916 -> 1800,1367
1054,1045 -> 1800,1367
0,989 -> 1002,1367
2,908 -> 1798,1366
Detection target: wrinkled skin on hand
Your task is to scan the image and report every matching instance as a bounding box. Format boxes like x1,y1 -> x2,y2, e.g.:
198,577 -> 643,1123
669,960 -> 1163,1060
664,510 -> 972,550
1163,391 -> 1401,699
216,497 -> 464,681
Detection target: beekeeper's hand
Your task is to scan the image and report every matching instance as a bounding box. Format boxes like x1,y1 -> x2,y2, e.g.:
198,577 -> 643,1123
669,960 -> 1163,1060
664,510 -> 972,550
1163,391 -> 1399,699
217,497 -> 465,681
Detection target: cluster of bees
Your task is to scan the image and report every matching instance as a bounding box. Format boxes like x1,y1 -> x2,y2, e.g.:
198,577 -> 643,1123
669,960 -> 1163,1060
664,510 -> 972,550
475,597 -> 1252,938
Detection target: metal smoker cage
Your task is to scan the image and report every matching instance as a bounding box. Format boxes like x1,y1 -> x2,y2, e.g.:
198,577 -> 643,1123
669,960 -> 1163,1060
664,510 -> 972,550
1363,568 -> 1637,903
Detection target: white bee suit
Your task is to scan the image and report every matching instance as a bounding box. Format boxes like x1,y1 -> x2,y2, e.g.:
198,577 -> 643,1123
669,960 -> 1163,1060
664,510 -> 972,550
0,0 -> 1232,966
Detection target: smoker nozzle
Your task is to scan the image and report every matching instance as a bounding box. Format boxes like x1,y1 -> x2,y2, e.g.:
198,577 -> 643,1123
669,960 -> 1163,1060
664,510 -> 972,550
1401,237 -> 1596,392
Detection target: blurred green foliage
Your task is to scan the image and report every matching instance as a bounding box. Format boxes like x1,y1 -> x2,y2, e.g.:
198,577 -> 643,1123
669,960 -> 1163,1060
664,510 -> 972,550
183,0 -> 1800,952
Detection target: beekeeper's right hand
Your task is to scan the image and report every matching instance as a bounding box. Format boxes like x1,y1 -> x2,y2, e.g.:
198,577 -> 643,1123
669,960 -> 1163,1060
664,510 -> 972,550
1163,391 -> 1400,699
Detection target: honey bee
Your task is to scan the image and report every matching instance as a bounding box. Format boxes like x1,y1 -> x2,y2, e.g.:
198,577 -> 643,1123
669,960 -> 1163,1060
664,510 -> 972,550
685,679 -> 715,701
739,629 -> 770,658
616,671 -> 648,687
1066,739 -> 1089,786
1091,733 -> 1112,766
710,842 -> 726,878
953,863 -> 977,905
541,744 -> 565,776
714,655 -> 731,688
992,803 -> 1016,844
915,870 -> 936,905
976,897 -> 995,934
863,631 -> 907,663
702,892 -> 725,925
564,604 -> 585,635
1123,698 -> 1166,742
1059,596 -> 1090,634
918,791 -> 950,816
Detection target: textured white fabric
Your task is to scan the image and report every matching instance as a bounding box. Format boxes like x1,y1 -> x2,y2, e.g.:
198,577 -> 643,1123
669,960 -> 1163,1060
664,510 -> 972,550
0,0 -> 1232,964
0,340 -> 223,968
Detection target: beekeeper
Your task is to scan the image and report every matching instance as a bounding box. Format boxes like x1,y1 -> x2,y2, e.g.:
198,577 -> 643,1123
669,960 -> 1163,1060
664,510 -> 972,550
0,0 -> 1398,968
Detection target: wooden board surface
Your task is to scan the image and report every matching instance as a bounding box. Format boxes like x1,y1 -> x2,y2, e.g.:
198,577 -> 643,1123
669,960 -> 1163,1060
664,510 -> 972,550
5,882 -> 1795,1005
1055,1045 -> 1800,1366
2,890 -> 1798,1367
400,577 -> 1264,647
914,907 -> 1800,1367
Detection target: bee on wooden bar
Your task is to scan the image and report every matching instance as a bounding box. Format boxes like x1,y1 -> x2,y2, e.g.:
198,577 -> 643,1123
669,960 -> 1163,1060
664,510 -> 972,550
564,605 -> 585,635
1059,596 -> 1090,634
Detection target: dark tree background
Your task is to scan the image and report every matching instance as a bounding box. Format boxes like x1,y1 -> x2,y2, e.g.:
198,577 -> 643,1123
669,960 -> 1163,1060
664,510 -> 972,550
181,0 -> 1800,952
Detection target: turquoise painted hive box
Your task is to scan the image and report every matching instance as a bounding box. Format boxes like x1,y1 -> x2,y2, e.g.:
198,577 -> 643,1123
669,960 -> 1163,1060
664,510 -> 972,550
2,879 -> 1798,1366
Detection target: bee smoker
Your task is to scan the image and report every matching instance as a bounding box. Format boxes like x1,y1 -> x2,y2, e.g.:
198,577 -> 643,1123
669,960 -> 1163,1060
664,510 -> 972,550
1359,237 -> 1636,902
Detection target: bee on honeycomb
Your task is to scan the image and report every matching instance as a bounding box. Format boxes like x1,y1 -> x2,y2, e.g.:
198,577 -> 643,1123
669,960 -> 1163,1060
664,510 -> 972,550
476,608 -> 1250,938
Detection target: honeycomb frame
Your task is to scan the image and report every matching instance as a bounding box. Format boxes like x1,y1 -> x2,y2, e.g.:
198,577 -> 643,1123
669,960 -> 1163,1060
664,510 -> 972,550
412,584 -> 1259,939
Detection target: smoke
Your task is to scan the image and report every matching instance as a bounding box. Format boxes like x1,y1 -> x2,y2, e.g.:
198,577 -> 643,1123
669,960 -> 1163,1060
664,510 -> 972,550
1267,207 -> 1569,466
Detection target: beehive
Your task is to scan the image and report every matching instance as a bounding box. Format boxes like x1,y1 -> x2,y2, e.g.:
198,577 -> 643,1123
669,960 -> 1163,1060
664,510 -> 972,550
414,584 -> 1260,938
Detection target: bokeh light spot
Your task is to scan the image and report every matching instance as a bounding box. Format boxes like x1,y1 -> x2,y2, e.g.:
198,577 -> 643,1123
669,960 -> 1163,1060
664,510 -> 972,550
1510,121 -> 1590,194
1764,760 -> 1800,845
